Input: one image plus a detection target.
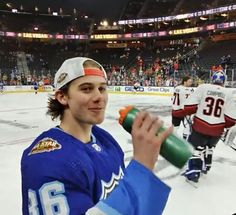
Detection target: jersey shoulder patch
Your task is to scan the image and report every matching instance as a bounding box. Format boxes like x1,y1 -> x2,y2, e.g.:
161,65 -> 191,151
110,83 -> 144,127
29,137 -> 62,155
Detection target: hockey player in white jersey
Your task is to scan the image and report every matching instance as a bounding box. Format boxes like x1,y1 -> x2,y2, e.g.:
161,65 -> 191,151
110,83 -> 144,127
223,125 -> 236,151
224,89 -> 236,151
180,71 -> 230,182
171,76 -> 193,139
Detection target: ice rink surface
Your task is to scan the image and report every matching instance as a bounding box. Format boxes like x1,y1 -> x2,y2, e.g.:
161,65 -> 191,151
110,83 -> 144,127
0,92 -> 235,215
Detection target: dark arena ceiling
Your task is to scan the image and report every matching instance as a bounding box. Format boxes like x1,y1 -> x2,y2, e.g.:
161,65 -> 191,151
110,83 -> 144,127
1,0 -> 131,20
0,0 -> 192,21
0,0 -> 235,34
1,0 -> 235,23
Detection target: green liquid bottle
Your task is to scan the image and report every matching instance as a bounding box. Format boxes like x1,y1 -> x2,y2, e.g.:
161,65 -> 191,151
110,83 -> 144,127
119,106 -> 193,169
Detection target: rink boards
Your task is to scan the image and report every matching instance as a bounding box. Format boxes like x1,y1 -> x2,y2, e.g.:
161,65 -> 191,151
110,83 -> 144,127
2,85 -> 174,96
3,85 -> 236,99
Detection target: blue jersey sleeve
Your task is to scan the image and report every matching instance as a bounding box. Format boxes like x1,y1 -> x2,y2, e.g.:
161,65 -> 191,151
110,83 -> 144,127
86,159 -> 171,215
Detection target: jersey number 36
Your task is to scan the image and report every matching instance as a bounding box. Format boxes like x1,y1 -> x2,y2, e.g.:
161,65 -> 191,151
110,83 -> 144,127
203,97 -> 224,117
28,181 -> 69,215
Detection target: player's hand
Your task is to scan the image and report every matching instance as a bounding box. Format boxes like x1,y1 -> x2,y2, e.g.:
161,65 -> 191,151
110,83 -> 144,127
131,111 -> 173,170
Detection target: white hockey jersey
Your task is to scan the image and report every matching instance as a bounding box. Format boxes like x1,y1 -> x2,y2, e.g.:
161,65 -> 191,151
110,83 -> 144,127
183,83 -> 229,136
172,85 -> 194,118
225,89 -> 236,127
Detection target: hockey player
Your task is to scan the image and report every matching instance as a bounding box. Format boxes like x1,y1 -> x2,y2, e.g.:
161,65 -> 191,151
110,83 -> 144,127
223,89 -> 236,150
223,125 -> 236,151
181,71 -> 229,182
171,76 -> 193,139
133,80 -> 141,92
32,81 -> 39,94
0,80 -> 4,94
21,57 -> 172,215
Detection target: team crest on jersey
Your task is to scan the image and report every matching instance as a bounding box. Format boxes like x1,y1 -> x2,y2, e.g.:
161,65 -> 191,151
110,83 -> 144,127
57,73 -> 68,84
99,167 -> 124,200
28,138 -> 61,155
91,143 -> 101,152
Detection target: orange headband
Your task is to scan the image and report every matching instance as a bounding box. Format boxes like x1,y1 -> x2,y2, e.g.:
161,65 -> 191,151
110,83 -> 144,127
84,68 -> 105,77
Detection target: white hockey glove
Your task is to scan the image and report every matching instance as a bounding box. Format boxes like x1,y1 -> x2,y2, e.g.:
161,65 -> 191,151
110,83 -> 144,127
223,125 -> 236,151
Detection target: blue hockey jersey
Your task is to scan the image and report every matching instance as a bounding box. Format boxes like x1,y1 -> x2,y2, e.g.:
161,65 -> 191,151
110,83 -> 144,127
21,125 -> 125,215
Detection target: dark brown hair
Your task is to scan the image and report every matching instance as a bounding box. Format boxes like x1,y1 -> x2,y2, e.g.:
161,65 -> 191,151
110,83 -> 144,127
47,85 -> 69,121
181,76 -> 191,85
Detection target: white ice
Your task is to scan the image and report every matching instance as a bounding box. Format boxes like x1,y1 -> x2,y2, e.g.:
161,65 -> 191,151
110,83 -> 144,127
0,92 -> 235,215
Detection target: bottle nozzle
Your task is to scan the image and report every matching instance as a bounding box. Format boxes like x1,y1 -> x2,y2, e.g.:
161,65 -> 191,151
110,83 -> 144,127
118,105 -> 134,125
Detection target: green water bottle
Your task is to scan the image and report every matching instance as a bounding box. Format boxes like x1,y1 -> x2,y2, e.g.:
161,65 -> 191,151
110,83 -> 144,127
119,106 -> 193,169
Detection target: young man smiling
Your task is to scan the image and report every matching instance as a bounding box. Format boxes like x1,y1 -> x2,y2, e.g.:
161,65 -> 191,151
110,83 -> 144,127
21,57 -> 172,215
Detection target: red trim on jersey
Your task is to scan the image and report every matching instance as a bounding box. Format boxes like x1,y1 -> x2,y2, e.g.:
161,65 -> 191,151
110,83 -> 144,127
225,115 -> 236,128
192,116 -> 225,136
184,104 -> 198,115
172,104 -> 197,118
84,68 -> 105,78
172,109 -> 185,118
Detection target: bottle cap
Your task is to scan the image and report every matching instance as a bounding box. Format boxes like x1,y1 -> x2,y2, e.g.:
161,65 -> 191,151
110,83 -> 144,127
118,105 -> 134,125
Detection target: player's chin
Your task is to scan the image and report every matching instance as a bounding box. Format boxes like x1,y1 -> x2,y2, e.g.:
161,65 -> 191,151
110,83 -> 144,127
91,115 -> 105,124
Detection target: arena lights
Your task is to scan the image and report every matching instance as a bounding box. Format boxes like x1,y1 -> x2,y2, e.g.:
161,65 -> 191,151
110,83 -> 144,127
12,9 -> 17,13
6,3 -> 12,8
5,32 -> 15,37
206,25 -> 215,31
221,13 -> 228,17
101,20 -> 109,27
21,33 -> 50,39
33,26 -> 39,31
1,3 -> 79,17
0,21 -> 236,40
118,4 -> 236,25
91,34 -> 118,40
169,27 -> 199,35
200,16 -> 208,21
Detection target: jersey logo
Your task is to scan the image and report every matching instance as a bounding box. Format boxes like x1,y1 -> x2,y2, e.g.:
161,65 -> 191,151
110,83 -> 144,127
91,143 -> 102,152
57,73 -> 68,84
29,138 -> 61,155
100,166 -> 124,200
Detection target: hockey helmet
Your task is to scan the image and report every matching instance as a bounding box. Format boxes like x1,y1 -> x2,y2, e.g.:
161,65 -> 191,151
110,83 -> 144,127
212,71 -> 226,85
